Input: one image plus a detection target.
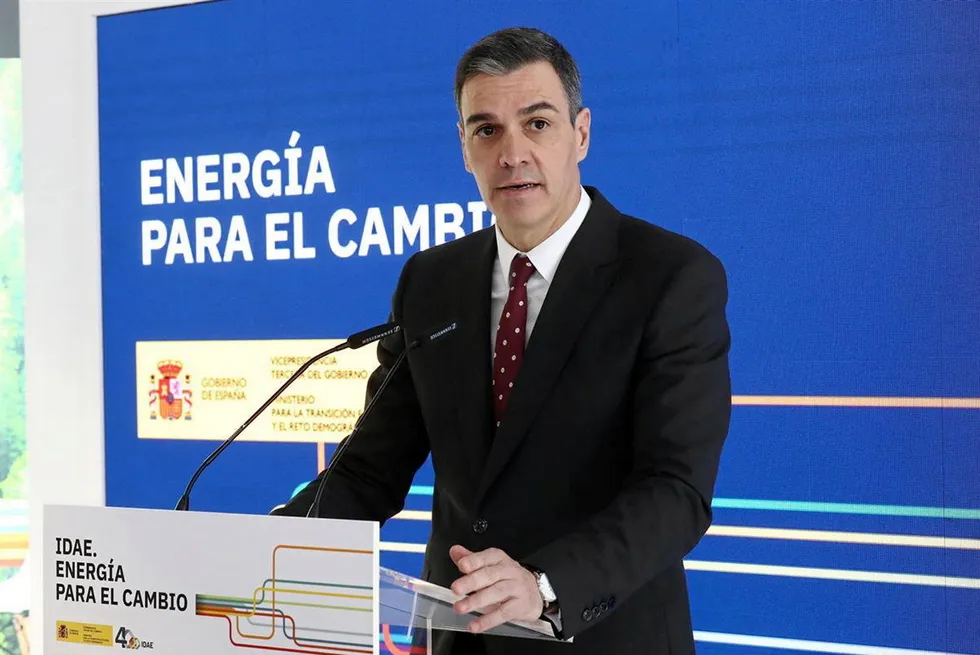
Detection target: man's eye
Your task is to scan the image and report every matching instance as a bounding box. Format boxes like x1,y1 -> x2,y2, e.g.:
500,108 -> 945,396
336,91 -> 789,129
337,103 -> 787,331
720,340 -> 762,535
476,126 -> 495,137
530,119 -> 548,130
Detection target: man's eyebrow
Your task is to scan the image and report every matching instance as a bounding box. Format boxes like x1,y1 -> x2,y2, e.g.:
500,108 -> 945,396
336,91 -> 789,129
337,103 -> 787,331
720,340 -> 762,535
519,101 -> 560,116
464,102 -> 561,126
464,112 -> 495,126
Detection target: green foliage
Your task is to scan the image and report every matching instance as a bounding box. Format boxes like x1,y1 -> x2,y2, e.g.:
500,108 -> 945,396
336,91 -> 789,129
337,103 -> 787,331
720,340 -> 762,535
0,59 -> 24,500
0,454 -> 25,500
0,614 -> 21,655
0,216 -> 24,495
0,59 -> 26,655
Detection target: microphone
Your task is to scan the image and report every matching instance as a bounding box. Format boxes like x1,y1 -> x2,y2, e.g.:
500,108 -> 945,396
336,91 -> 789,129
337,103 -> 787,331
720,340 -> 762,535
174,321 -> 401,511
306,320 -> 459,518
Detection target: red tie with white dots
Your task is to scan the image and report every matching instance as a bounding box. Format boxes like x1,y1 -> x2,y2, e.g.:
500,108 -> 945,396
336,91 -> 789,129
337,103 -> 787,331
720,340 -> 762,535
493,254 -> 536,426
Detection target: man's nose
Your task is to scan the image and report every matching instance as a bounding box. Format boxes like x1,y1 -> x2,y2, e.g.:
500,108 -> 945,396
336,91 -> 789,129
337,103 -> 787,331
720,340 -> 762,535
498,129 -> 531,168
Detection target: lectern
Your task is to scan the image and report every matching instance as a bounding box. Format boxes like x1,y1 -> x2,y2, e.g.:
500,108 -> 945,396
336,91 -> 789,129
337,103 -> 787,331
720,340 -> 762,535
42,505 -> 565,654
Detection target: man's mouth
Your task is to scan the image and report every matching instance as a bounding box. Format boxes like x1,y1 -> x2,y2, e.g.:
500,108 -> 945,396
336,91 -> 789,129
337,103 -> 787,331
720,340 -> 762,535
499,182 -> 540,191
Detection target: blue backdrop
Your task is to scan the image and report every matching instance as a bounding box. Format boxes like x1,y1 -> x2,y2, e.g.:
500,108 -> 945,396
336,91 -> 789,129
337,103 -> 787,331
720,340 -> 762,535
96,2 -> 979,654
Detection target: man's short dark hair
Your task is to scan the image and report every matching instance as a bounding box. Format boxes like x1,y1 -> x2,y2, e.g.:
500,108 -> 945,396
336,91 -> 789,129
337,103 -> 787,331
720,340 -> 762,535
454,27 -> 583,124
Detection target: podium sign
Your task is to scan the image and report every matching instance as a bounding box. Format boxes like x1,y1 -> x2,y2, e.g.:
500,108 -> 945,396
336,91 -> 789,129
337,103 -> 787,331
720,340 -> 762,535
44,505 -> 379,654
43,505 -> 563,654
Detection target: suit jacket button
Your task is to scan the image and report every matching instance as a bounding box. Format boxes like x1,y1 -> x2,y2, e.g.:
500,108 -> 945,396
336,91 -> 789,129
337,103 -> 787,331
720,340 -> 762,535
582,608 -> 593,622
600,601 -> 608,612
472,519 -> 488,534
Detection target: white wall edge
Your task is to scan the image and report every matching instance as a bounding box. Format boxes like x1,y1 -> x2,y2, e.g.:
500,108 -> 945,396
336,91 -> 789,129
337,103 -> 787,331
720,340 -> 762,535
20,1 -> 214,651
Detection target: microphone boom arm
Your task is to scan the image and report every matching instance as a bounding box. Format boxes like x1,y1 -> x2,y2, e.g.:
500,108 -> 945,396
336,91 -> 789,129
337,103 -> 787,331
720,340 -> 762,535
172,325 -> 392,512
306,342 -> 415,517
306,321 -> 458,518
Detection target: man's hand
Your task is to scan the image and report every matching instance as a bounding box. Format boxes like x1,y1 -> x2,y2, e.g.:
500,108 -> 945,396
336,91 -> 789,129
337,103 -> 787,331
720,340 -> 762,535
449,545 -> 544,633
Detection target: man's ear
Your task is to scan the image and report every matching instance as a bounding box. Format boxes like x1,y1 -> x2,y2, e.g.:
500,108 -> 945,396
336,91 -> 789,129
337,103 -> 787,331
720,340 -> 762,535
458,121 -> 472,173
574,107 -> 591,163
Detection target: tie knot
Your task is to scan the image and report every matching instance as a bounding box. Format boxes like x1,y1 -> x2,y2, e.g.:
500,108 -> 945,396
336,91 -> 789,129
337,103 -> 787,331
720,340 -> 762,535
509,255 -> 536,286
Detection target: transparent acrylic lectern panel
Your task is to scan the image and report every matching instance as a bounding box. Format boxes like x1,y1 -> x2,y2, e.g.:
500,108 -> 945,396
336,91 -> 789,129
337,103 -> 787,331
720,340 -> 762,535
379,566 -> 565,654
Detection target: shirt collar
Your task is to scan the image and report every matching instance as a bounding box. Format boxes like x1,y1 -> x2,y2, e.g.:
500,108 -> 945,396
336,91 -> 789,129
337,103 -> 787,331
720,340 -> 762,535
495,185 -> 591,283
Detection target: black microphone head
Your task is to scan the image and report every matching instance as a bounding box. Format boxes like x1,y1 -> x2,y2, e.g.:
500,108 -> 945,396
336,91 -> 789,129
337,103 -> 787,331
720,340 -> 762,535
414,321 -> 459,347
348,322 -> 401,349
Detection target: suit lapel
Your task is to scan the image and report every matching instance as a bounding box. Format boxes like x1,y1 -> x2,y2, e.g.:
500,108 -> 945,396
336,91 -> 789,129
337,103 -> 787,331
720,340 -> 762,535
475,188 -> 620,504
451,229 -> 497,480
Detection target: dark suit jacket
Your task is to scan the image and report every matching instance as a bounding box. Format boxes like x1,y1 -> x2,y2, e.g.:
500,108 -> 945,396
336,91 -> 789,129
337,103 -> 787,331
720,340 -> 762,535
275,186 -> 732,655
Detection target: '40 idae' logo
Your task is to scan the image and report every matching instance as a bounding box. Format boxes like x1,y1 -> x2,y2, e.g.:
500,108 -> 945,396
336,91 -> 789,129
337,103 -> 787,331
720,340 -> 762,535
115,626 -> 153,650
149,359 -> 193,420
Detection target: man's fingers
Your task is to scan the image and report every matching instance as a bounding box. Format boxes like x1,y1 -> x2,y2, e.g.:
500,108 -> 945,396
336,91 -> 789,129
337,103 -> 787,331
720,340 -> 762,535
456,547 -> 507,575
455,578 -> 520,614
468,598 -> 520,633
449,544 -> 473,565
451,563 -> 504,597
447,547 -> 539,625
453,579 -> 517,615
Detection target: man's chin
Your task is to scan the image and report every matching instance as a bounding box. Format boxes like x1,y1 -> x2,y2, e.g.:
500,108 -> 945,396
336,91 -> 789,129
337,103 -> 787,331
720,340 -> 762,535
492,212 -> 552,238
492,194 -> 546,217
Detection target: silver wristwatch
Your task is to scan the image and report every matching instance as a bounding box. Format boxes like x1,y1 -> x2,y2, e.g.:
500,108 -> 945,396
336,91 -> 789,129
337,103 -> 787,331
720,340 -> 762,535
532,570 -> 557,608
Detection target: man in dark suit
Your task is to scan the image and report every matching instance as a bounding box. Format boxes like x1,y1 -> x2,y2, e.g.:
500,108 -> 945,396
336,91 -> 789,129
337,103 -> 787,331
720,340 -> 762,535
274,26 -> 731,654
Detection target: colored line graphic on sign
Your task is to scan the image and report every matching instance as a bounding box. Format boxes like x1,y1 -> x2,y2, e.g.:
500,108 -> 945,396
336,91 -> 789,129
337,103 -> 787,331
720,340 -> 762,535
732,395 -> 980,409
380,625 -> 426,655
197,544 -> 377,654
405,486 -> 980,520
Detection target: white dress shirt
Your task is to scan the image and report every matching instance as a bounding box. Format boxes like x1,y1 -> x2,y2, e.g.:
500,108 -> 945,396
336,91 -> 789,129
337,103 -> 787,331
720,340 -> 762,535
491,186 -> 591,350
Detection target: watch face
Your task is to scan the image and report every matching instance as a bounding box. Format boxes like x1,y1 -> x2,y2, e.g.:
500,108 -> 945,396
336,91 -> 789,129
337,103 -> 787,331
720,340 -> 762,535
536,572 -> 557,602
